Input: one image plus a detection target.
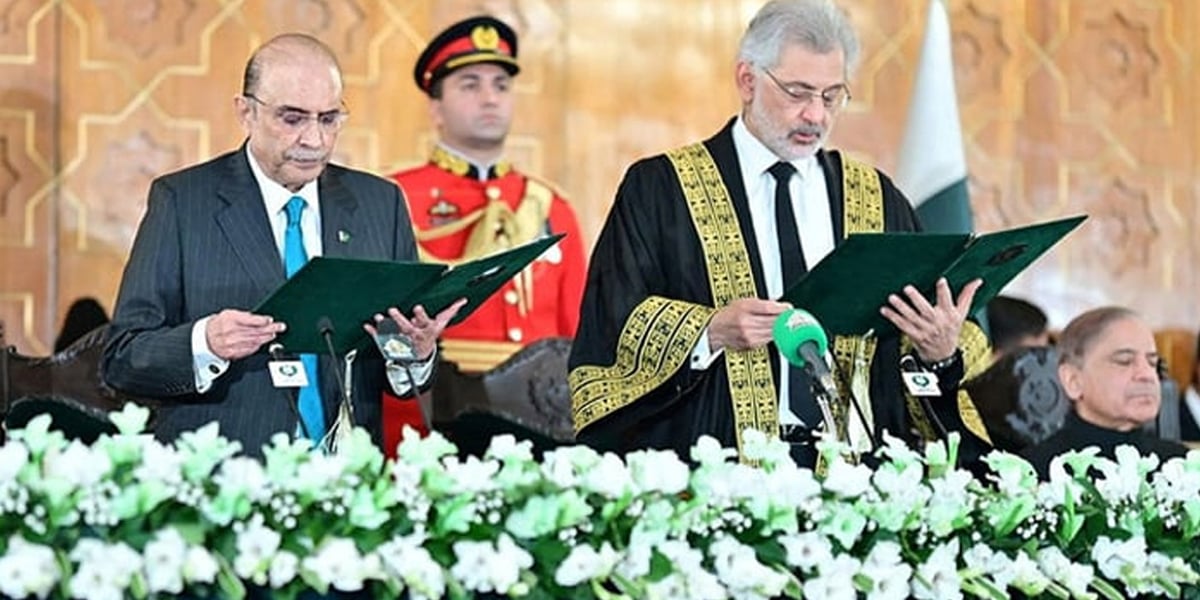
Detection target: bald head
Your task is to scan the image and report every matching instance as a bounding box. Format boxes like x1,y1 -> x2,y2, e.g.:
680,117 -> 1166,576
242,33 -> 342,98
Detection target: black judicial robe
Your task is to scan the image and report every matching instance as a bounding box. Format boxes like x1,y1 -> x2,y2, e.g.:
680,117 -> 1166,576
1021,411 -> 1189,480
568,118 -> 991,467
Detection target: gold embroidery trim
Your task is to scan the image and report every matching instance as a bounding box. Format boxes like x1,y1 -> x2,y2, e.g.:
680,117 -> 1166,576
666,143 -> 777,457
570,296 -> 714,431
829,155 -> 884,443
440,339 -> 525,373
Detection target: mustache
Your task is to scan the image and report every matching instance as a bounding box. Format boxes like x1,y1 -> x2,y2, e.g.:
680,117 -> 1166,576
1126,386 -> 1160,398
285,148 -> 328,162
789,124 -> 825,138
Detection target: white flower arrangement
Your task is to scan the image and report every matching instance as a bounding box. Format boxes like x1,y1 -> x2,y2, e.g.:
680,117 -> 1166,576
1,403 -> 1198,599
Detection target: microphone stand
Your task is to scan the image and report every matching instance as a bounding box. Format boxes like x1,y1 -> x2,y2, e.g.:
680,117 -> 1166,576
317,317 -> 356,453
269,342 -> 311,441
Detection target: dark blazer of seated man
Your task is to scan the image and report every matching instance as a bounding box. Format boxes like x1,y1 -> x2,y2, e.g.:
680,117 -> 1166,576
1021,306 -> 1188,479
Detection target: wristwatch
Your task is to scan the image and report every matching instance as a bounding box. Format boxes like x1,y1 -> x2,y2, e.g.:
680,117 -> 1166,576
919,349 -> 963,373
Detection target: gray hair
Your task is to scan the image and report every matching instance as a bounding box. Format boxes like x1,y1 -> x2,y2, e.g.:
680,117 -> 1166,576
1057,306 -> 1142,367
737,0 -> 860,76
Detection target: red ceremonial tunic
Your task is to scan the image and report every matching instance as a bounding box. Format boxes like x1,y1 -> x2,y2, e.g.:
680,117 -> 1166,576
380,146 -> 586,454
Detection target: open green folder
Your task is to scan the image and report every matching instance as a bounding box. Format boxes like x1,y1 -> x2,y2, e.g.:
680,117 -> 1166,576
255,233 -> 566,354
781,215 -> 1086,336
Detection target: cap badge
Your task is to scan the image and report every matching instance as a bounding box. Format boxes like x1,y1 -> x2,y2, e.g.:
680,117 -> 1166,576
471,25 -> 500,51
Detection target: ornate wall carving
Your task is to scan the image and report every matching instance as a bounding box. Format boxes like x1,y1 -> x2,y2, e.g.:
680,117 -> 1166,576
0,0 -> 1196,355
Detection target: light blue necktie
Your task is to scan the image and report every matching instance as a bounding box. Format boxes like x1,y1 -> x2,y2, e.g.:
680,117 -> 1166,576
283,196 -> 326,443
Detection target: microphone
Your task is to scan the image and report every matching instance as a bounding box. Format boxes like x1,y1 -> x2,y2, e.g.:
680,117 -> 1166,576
772,308 -> 838,402
773,308 -> 878,451
317,317 -> 355,451
268,342 -> 309,440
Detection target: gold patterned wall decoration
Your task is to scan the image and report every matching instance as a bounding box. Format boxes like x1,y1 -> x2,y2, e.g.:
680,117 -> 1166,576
0,0 -> 1197,357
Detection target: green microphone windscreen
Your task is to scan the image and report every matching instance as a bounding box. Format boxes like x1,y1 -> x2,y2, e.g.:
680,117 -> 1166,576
773,308 -> 828,368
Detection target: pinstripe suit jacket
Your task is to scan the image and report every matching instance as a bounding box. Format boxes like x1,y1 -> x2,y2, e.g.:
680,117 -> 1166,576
103,147 -> 419,456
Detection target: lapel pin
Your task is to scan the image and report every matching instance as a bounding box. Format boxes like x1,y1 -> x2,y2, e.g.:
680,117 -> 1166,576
338,230 -> 351,243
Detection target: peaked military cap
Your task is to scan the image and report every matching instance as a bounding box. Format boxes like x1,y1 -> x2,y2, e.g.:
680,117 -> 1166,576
414,15 -> 520,96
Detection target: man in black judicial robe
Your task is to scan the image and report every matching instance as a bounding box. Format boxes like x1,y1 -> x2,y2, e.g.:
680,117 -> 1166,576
1021,307 -> 1189,480
568,0 -> 994,468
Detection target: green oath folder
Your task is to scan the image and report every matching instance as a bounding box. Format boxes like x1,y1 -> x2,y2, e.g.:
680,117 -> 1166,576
780,215 -> 1086,337
255,233 -> 566,354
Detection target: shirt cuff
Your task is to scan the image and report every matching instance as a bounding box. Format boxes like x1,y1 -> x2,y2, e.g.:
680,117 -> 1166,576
192,316 -> 229,393
690,326 -> 724,370
386,347 -> 437,396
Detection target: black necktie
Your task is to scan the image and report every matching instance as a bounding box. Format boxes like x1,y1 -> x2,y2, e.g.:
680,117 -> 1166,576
767,162 -> 820,428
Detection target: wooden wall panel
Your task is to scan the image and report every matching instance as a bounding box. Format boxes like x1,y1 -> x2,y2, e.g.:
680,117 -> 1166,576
0,0 -> 1197,356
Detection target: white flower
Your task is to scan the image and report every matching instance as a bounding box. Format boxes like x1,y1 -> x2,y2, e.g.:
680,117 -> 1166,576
739,428 -> 794,467
377,534 -> 446,600
581,452 -> 633,498
108,402 -> 152,434
68,539 -> 142,600
779,532 -> 833,572
234,515 -> 283,583
442,455 -> 501,494
132,439 -> 184,486
143,528 -> 188,594
485,434 -> 534,462
691,435 -> 739,465
214,456 -> 270,502
293,452 -> 350,495
1152,458 -> 1200,504
962,544 -> 1014,590
450,534 -> 533,595
822,458 -> 873,498
912,539 -> 962,600
0,536 -> 60,599
1035,547 -> 1094,599
43,440 -> 112,488
555,542 -> 621,587
803,554 -> 860,600
709,536 -> 788,599
1091,535 -> 1147,582
1009,551 -> 1051,595
302,538 -> 379,592
0,444 -> 30,483
539,446 -> 596,489
819,503 -> 867,550
183,546 -> 219,585
648,540 -> 726,600
627,449 -> 689,495
614,540 -> 653,581
864,564 -> 913,600
268,550 -> 299,589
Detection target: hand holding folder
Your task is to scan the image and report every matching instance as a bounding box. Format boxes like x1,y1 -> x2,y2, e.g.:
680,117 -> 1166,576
780,216 -> 1086,337
255,234 -> 565,354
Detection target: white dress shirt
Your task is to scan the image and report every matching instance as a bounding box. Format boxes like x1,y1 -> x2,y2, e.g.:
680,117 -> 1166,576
691,117 -> 836,425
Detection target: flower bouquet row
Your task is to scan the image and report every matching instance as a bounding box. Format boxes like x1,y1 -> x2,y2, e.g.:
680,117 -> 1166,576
1,403 -> 1198,599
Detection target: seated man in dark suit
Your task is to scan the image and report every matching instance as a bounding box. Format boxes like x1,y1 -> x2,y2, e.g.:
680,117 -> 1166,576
1181,333 -> 1200,443
1021,306 -> 1188,479
103,33 -> 464,456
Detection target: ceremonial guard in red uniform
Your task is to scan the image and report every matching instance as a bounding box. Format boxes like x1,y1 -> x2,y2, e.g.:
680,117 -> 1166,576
382,16 -> 587,452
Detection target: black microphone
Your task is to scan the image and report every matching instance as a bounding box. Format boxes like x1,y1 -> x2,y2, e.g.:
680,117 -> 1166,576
317,316 -> 354,425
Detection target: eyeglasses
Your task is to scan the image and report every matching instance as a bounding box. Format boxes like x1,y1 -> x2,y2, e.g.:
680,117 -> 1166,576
243,94 -> 350,134
761,69 -> 851,111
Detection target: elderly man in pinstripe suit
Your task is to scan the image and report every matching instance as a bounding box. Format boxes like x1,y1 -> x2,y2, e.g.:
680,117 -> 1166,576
103,33 -> 463,456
